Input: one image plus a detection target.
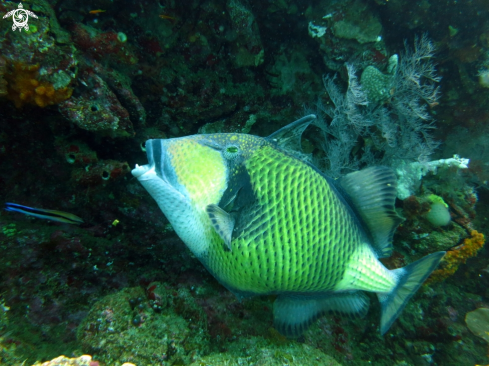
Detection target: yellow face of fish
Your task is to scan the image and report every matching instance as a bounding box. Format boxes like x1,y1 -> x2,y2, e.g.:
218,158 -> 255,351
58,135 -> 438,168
165,136 -> 228,211
132,134 -> 263,256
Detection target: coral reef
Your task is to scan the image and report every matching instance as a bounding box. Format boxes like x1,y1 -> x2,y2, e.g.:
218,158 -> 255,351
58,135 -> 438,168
77,286 -> 209,365
466,308 -> 489,344
58,59 -> 145,137
360,65 -> 394,103
70,160 -> 131,186
31,355 -> 95,366
0,0 -> 488,365
71,23 -> 138,65
226,0 -> 264,67
315,35 -> 440,178
189,337 -> 342,365
0,56 -> 7,97
429,230 -> 485,283
305,0 -> 387,72
0,0 -> 78,105
59,71 -> 135,138
395,155 -> 470,200
424,196 -> 451,227
76,284 -> 343,366
90,61 -> 146,126
360,55 -> 397,103
0,0 -> 144,138
55,140 -> 98,166
331,0 -> 382,44
5,63 -> 73,108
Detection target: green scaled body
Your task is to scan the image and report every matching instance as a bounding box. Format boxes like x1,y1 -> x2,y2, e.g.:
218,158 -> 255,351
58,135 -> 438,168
209,143 -> 373,294
132,115 -> 445,337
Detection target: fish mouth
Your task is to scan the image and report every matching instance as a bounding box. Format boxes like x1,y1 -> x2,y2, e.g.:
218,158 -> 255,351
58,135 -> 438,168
132,139 -> 177,188
131,137 -> 226,257
131,138 -> 193,216
131,140 -> 163,184
131,163 -> 153,179
132,139 -> 161,180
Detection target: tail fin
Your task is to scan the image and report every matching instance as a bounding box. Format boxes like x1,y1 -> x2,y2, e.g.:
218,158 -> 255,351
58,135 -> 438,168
378,251 -> 445,335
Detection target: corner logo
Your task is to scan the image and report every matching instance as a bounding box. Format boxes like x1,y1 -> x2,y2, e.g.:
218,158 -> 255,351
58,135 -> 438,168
3,3 -> 38,32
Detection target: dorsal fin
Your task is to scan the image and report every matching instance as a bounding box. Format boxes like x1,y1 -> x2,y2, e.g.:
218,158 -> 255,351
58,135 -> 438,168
267,114 -> 316,153
340,166 -> 404,257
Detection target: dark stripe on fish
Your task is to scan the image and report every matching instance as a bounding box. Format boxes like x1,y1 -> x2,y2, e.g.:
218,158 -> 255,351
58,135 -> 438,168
152,140 -> 163,179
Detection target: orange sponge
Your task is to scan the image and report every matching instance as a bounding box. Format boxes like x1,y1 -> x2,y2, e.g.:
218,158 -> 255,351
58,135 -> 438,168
5,62 -> 72,108
428,230 -> 485,283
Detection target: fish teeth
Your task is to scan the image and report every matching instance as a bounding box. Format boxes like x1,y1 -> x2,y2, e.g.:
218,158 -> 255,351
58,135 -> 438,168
131,164 -> 152,178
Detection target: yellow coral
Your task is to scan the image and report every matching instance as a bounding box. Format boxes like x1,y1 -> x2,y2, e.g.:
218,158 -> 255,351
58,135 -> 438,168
5,62 -> 72,108
428,230 -> 485,283
31,354 -> 94,366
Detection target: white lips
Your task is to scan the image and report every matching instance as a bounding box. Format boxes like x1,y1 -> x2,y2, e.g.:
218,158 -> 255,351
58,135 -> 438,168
131,164 -> 154,180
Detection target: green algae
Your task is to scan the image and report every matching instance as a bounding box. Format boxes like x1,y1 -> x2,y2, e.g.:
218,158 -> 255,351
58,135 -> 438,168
189,336 -> 343,366
76,284 -> 344,366
77,286 -> 209,366
2,223 -> 17,238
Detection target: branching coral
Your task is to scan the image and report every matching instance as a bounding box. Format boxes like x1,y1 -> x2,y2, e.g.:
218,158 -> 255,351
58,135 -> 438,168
5,62 -> 72,108
428,230 -> 485,283
315,35 -> 440,178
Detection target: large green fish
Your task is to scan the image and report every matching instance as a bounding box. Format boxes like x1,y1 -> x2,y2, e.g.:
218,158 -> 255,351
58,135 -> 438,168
132,115 -> 445,337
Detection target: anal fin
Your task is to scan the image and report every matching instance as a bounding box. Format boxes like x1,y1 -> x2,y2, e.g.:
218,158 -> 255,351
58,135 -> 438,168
273,292 -> 370,338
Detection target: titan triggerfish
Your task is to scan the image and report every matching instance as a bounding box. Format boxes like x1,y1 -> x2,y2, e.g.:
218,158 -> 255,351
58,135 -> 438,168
132,115 -> 445,337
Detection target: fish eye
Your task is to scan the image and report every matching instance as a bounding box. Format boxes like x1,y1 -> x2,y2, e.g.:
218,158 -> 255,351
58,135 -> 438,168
223,145 -> 240,160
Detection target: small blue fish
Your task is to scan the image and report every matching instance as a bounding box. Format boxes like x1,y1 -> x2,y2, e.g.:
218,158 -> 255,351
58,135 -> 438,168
4,203 -> 84,225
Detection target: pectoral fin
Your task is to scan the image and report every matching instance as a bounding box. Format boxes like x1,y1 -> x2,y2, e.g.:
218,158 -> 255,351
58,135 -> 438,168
206,204 -> 235,251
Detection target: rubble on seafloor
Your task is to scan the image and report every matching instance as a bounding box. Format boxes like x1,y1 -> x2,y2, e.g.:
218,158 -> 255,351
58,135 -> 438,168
31,354 -> 136,366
